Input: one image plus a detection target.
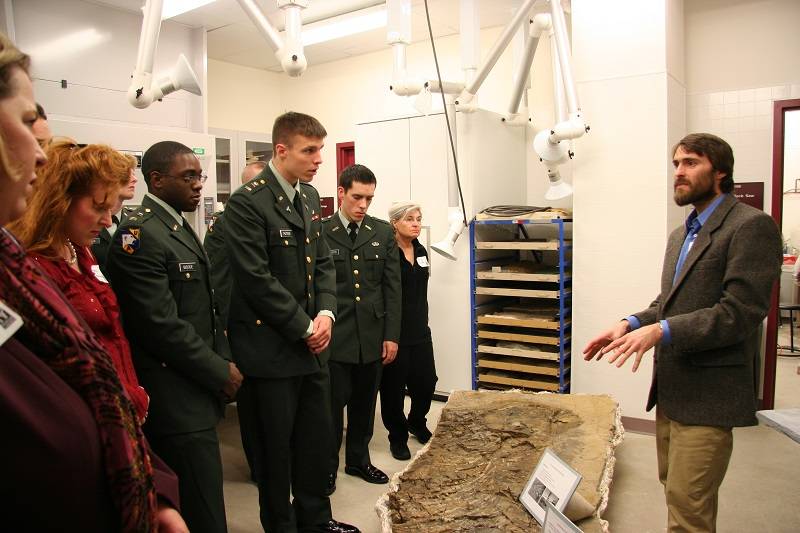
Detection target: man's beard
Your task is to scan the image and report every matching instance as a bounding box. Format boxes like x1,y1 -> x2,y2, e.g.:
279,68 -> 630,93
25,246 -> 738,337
674,171 -> 716,206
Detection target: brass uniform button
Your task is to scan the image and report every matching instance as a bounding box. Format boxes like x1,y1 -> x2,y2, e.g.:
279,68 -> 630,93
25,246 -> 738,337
355,296 -> 361,302
308,274 -> 312,281
353,269 -> 359,275
306,237 -> 310,244
353,255 -> 359,260
306,256 -> 311,263
308,292 -> 312,299
161,362 -> 167,368
256,319 -> 262,325
284,240 -> 289,245
355,283 -> 360,289
185,273 -> 191,279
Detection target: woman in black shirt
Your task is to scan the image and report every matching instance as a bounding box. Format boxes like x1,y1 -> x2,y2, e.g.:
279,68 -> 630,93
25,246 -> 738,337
380,202 -> 438,461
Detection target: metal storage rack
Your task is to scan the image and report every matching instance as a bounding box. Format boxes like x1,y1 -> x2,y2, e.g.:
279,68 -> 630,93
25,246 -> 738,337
470,216 -> 572,392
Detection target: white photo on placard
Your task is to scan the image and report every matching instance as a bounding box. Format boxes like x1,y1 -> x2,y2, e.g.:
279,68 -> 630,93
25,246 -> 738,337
543,501 -> 584,533
519,448 -> 582,525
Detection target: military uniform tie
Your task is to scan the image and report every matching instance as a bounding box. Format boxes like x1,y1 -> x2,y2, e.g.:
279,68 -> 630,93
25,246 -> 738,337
293,191 -> 303,216
348,221 -> 358,243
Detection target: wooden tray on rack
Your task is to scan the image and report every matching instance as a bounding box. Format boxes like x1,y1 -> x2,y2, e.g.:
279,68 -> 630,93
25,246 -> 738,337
477,329 -> 562,345
477,310 -> 563,330
477,355 -> 562,376
477,343 -> 561,361
477,370 -> 562,391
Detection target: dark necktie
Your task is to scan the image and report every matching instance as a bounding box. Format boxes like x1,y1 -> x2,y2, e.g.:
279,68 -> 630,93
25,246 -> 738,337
673,217 -> 702,284
293,192 -> 303,217
348,221 -> 358,243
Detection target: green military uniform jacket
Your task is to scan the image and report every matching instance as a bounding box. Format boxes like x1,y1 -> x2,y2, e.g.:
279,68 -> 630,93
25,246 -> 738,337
323,213 -> 401,364
106,195 -> 231,437
223,167 -> 337,378
203,211 -> 232,328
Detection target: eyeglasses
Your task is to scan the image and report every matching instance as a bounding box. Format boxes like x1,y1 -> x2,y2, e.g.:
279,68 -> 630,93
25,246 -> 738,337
162,173 -> 208,185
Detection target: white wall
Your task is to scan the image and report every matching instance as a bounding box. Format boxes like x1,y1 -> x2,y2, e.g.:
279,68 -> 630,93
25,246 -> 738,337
208,59 -> 285,133
570,0 -> 681,421
12,0 -> 206,132
685,0 -> 800,218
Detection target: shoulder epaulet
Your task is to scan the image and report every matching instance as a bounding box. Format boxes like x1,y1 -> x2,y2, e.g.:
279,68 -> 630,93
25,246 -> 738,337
322,214 -> 334,222
372,217 -> 391,226
241,178 -> 268,194
299,181 -> 318,192
121,207 -> 154,225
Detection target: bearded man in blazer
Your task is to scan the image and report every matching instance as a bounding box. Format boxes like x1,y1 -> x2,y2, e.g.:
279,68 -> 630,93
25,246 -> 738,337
583,133 -> 782,533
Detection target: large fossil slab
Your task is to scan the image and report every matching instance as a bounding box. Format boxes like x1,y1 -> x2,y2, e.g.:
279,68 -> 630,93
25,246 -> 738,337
376,390 -> 623,532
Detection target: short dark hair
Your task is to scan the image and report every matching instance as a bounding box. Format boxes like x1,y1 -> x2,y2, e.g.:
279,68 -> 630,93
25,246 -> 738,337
673,133 -> 735,193
35,102 -> 46,120
338,164 -> 377,192
142,141 -> 193,186
272,112 -> 326,146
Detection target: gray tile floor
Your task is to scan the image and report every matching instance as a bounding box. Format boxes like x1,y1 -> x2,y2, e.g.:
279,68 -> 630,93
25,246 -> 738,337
220,387 -> 800,532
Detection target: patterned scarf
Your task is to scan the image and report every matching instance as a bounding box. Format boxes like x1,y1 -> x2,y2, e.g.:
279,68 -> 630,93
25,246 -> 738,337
0,227 -> 157,531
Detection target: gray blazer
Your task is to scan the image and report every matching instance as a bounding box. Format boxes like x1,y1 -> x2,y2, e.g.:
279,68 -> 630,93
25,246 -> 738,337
633,194 -> 782,427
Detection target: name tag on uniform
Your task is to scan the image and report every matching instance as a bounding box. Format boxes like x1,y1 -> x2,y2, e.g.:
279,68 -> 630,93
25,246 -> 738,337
330,248 -> 340,255
0,300 -> 23,348
179,262 -> 197,273
280,229 -> 293,238
417,256 -> 429,268
91,264 -> 109,284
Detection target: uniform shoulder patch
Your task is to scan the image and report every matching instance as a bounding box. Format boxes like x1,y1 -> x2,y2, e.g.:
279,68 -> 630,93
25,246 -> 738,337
119,227 -> 142,254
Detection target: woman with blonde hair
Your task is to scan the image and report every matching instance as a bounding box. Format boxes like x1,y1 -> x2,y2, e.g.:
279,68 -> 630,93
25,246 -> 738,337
0,32 -> 185,532
380,202 -> 438,460
10,139 -> 150,421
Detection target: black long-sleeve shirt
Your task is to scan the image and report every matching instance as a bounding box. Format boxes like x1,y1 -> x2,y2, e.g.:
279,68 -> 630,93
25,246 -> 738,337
398,238 -> 432,345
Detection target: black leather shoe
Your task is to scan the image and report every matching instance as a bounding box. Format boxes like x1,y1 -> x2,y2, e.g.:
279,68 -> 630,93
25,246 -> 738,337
390,442 -> 411,460
408,424 -> 432,444
325,473 -> 336,496
325,519 -> 360,533
344,463 -> 389,484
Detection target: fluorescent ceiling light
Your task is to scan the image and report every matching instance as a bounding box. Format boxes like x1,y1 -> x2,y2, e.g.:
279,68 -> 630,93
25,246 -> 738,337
162,0 -> 217,20
301,7 -> 387,47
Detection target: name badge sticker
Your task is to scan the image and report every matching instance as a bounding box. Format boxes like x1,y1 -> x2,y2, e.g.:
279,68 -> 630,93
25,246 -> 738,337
179,262 -> 197,273
0,300 -> 23,347
330,249 -> 340,256
91,264 -> 109,284
417,255 -> 429,268
280,229 -> 293,238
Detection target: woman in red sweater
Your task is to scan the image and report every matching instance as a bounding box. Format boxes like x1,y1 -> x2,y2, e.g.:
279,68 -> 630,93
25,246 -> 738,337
10,139 -> 149,422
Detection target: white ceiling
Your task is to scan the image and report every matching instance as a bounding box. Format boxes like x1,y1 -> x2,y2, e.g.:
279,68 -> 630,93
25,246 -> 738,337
87,0 -> 559,72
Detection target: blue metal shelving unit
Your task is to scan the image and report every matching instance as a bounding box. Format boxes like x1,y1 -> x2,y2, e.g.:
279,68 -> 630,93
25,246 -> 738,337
470,217 -> 572,393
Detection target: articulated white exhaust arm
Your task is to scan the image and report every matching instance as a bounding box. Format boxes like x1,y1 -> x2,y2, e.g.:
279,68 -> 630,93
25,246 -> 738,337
506,14 -> 551,123
127,0 -> 202,109
236,0 -> 308,77
456,0 -> 536,107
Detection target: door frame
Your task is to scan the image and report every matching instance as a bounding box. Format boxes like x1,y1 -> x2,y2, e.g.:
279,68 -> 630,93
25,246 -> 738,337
763,98 -> 800,409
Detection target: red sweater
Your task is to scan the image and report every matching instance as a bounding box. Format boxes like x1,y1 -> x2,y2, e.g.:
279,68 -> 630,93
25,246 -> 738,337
32,245 -> 149,422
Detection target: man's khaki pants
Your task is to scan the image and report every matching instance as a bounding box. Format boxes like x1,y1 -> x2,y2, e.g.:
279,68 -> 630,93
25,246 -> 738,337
656,409 -> 733,533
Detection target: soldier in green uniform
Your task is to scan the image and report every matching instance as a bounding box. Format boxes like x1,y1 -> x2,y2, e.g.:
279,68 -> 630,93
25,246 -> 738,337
223,112 -> 359,533
204,160 -> 266,484
106,141 -> 243,533
323,164 -> 401,493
